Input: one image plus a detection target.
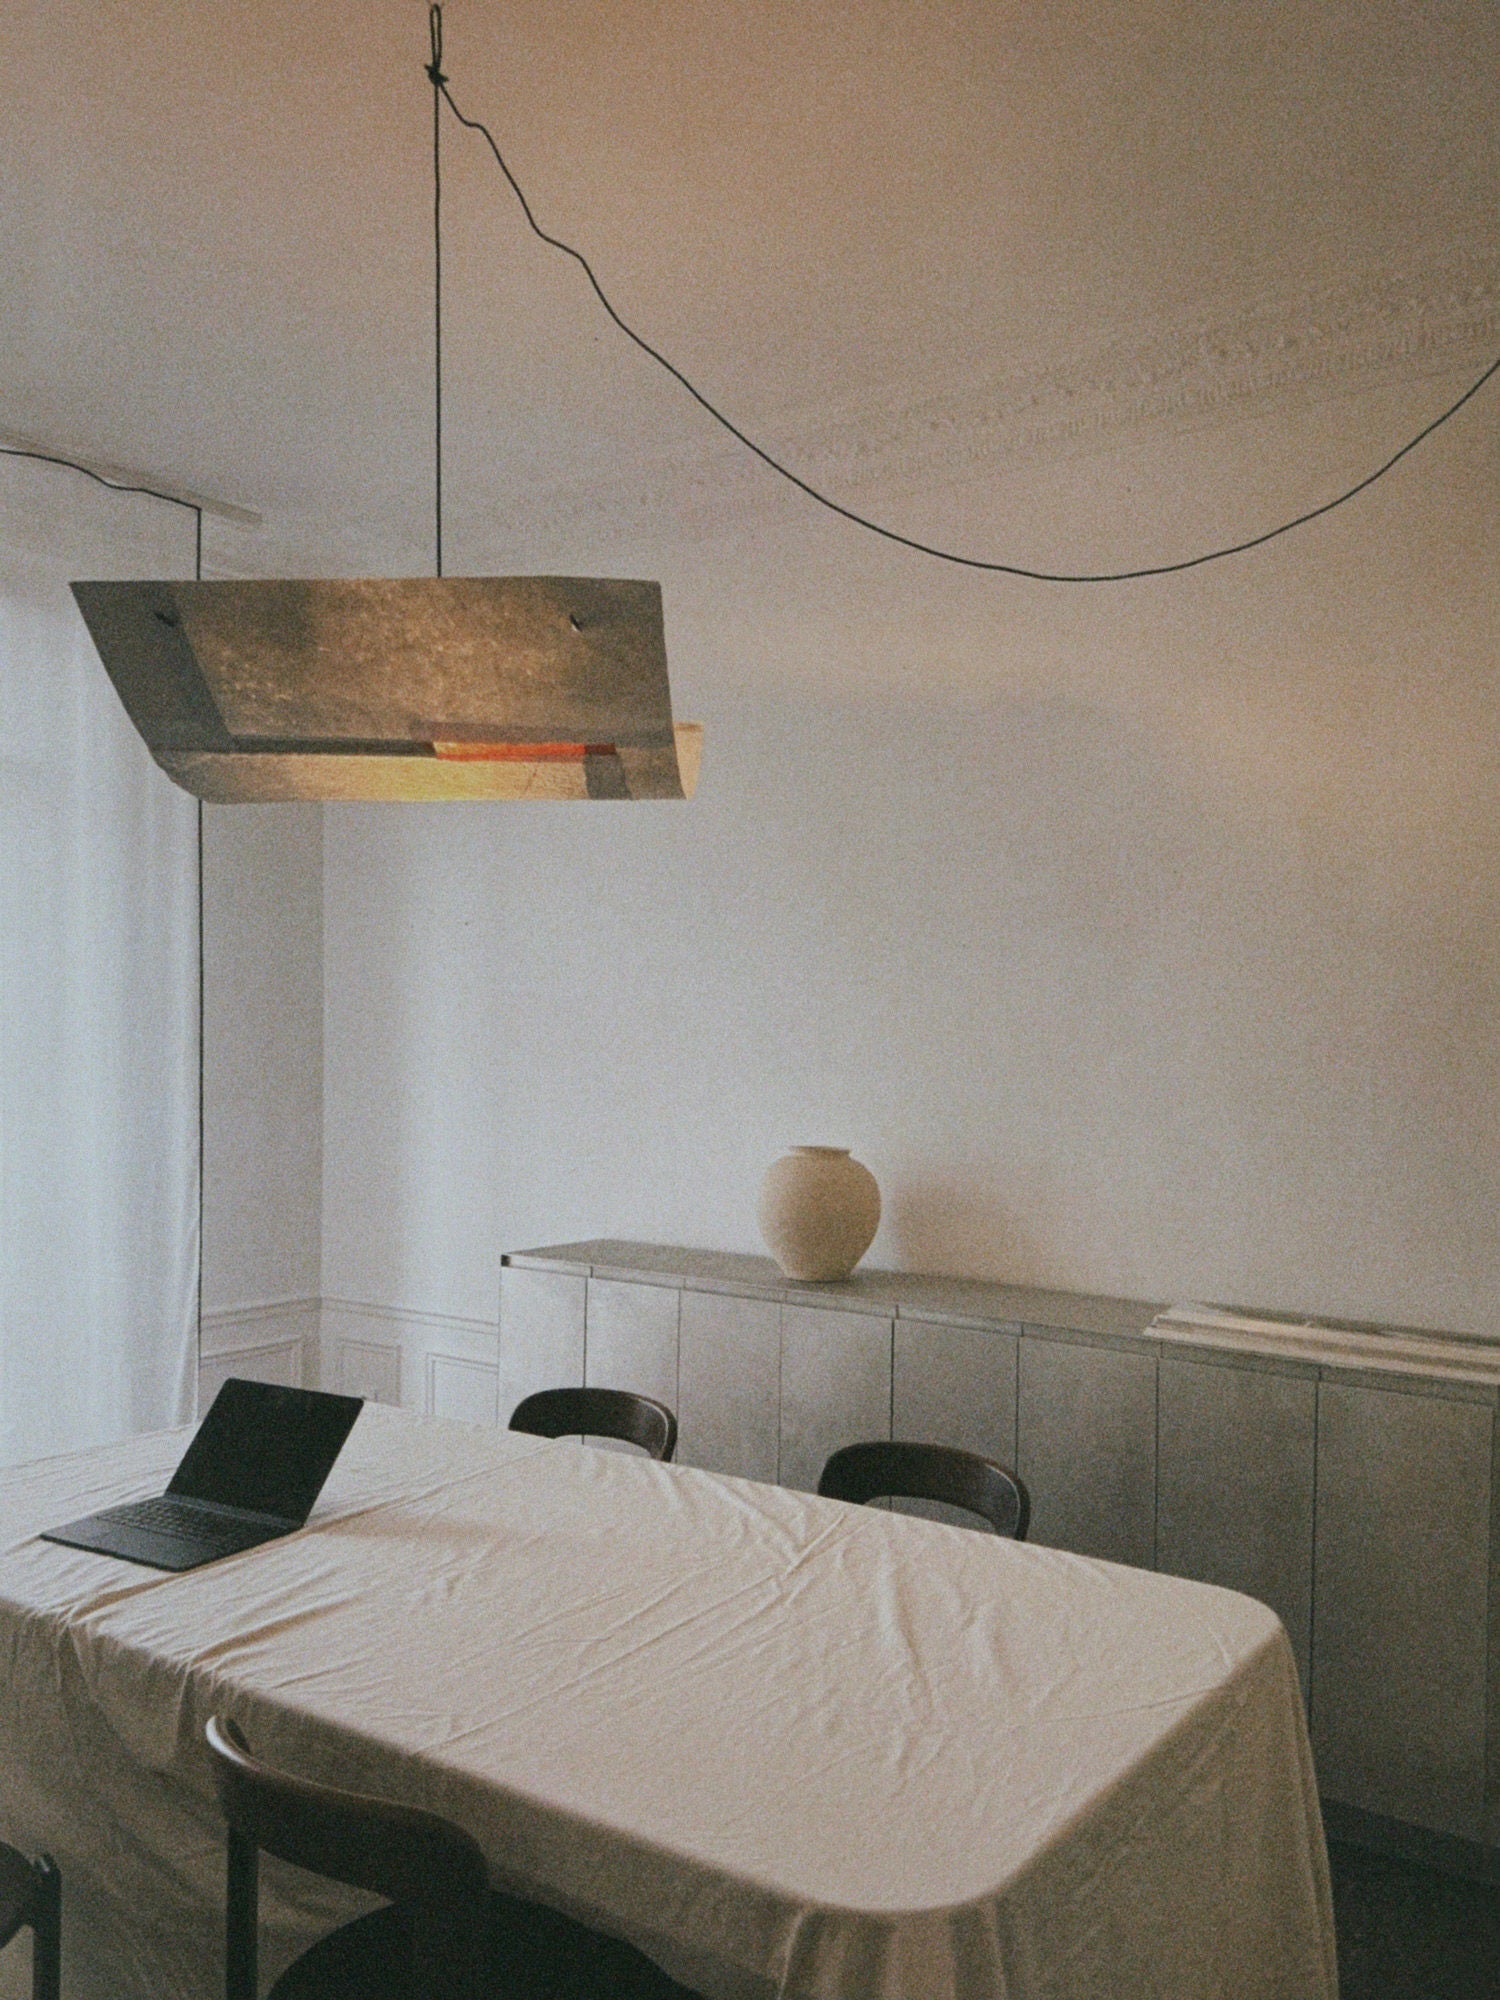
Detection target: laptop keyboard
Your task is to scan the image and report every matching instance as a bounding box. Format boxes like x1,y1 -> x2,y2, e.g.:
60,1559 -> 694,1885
117,1496 -> 261,1553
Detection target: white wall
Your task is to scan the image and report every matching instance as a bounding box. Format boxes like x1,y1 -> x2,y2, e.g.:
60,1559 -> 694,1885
201,802 -> 324,1398
6,6 -> 1494,1416
318,363 -> 1500,1342
131,2 -> 1493,1358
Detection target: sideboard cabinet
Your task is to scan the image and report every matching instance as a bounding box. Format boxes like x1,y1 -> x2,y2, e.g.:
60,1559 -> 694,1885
500,1241 -> 1500,1854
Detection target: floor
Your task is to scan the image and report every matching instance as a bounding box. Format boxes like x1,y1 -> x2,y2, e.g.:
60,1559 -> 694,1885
1330,1840 -> 1500,1999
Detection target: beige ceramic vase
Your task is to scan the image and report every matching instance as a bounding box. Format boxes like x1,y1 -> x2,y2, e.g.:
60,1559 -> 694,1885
757,1147 -> 881,1281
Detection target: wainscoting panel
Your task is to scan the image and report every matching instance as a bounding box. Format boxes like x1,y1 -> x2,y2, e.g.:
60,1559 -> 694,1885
426,1354 -> 500,1428
198,1299 -> 319,1412
320,1299 -> 499,1421
198,1338 -> 303,1408
334,1339 -> 403,1406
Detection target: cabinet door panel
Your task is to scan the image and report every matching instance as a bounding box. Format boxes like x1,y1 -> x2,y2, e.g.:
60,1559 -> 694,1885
1157,1357 -> 1315,1690
893,1322 -> 1019,1529
1312,1381 -> 1492,1840
780,1307 -> 893,1494
677,1291 -> 780,1482
1017,1336 -> 1156,1566
497,1267 -> 585,1426
585,1279 -> 680,1409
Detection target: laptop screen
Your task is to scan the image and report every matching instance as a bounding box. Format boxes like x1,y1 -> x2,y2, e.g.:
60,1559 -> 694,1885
168,1379 -> 363,1521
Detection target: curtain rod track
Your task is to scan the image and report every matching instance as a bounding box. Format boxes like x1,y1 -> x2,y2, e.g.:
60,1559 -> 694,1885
0,428 -> 262,528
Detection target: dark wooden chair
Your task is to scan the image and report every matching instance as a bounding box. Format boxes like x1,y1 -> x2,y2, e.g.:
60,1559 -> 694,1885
0,1843 -> 60,2000
205,1716 -> 697,2000
207,1713 -> 488,2000
508,1387 -> 677,1463
817,1441 -> 1031,1540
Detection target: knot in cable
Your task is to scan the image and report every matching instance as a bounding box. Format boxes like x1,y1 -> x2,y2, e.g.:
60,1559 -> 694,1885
426,4 -> 447,87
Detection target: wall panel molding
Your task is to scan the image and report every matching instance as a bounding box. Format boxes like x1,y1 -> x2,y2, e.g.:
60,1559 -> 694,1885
319,1297 -> 499,1415
202,1297 -> 506,1417
198,1298 -> 320,1410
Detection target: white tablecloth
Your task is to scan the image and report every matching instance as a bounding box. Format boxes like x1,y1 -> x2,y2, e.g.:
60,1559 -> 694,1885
0,1405 -> 1336,2000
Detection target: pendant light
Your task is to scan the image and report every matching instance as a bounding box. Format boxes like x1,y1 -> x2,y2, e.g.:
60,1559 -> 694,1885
70,9 -> 700,805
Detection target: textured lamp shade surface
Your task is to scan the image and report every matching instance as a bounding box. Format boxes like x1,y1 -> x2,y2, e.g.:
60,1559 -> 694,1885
69,576 -> 699,801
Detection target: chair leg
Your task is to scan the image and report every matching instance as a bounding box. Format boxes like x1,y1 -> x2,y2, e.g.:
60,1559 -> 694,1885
30,1858 -> 61,2000
225,1829 -> 259,2000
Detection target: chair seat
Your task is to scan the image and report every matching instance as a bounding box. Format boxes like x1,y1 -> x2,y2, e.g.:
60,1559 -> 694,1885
270,1889 -> 698,2000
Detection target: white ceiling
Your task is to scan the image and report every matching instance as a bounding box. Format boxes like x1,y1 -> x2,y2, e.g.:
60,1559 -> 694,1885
3,0 -> 1496,571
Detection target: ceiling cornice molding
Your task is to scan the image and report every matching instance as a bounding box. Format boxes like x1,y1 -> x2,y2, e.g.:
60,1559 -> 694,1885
197,242 -> 1500,575
509,243 -> 1500,544
793,245 -> 1500,474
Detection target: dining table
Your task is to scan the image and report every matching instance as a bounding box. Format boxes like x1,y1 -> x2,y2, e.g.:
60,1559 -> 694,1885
0,1401 -> 1337,2000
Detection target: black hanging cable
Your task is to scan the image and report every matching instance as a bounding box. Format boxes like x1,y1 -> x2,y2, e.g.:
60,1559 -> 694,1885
427,4 -> 446,578
427,6 -> 1499,583
193,514 -> 204,1418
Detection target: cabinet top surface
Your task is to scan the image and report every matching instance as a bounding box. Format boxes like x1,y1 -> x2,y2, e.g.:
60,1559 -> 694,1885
504,1241 -> 1500,1397
505,1238 -> 1156,1335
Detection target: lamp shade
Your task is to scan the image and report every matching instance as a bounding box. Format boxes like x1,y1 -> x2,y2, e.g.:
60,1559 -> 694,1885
70,575 -> 700,801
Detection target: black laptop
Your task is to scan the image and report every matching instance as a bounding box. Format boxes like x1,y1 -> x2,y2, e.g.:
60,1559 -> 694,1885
41,1378 -> 364,1572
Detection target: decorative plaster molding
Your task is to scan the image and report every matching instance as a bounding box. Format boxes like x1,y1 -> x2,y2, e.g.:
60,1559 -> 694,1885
201,242 -> 1500,572
800,249 -> 1500,471
520,244 -> 1500,537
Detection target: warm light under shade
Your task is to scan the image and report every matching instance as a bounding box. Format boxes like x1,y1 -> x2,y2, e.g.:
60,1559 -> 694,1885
70,575 -> 701,801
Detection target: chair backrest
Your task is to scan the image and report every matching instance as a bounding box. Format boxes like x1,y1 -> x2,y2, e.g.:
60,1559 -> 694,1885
508,1386 -> 678,1462
205,1715 -> 490,2000
817,1441 -> 1031,1540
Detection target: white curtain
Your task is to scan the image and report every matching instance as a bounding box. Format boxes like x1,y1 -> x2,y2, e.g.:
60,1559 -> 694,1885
0,461 -> 199,1466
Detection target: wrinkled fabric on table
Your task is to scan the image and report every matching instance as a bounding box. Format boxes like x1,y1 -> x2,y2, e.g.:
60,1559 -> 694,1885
0,1403 -> 1336,2000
